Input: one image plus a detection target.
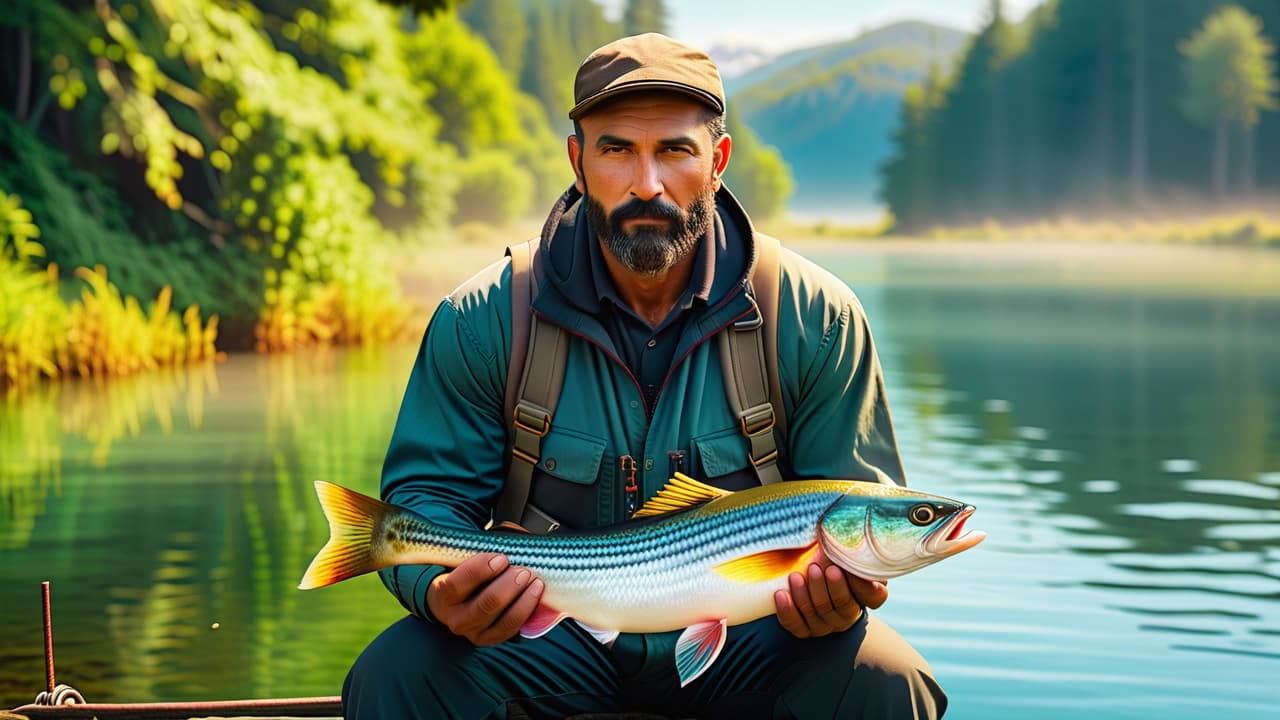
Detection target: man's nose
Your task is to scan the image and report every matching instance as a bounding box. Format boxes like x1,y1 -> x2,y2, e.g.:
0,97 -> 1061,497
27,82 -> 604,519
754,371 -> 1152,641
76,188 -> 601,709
629,155 -> 663,201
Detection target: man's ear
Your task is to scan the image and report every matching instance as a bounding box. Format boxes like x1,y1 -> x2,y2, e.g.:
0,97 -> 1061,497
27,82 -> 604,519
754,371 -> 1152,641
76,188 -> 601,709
567,134 -> 585,193
712,133 -> 732,190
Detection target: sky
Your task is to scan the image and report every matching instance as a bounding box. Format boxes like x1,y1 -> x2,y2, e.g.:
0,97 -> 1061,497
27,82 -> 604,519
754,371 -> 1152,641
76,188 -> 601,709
602,0 -> 1043,53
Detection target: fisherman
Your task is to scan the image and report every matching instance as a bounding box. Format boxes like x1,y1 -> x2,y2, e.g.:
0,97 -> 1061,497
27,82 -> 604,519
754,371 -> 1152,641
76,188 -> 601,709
342,33 -> 947,719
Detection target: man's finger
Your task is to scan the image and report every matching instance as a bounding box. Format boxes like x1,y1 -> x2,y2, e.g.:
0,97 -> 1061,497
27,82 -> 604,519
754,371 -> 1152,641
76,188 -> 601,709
788,571 -> 815,617
476,578 -> 545,646
773,589 -> 810,638
849,576 -> 889,610
466,565 -> 533,625
441,553 -> 509,603
825,565 -> 858,612
807,563 -> 835,615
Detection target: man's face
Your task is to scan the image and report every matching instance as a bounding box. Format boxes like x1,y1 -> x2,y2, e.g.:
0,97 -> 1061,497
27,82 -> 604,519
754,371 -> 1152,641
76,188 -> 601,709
570,93 -> 731,278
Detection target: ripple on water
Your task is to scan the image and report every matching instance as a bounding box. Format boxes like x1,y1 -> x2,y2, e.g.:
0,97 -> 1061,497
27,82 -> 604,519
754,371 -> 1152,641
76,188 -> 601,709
1177,478 -> 1280,502
1117,502 -> 1280,522
1160,458 -> 1200,473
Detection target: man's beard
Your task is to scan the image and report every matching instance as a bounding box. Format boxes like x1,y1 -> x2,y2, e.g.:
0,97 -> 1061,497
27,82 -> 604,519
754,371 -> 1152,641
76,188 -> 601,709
584,188 -> 715,278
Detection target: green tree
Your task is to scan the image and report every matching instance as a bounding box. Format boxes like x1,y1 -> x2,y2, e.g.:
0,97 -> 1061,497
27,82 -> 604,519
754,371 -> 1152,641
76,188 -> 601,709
880,65 -> 949,231
520,0 -> 575,134
564,0 -> 620,62
722,113 -> 792,220
457,0 -> 528,78
1179,5 -> 1278,196
623,0 -> 667,36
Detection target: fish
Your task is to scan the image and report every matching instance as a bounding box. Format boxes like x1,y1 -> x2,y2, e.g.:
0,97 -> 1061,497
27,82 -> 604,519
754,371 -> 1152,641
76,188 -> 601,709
300,473 -> 985,686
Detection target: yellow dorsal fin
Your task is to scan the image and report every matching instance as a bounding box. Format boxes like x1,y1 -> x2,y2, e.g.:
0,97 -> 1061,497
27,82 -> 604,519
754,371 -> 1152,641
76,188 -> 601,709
712,543 -> 821,583
632,472 -> 733,518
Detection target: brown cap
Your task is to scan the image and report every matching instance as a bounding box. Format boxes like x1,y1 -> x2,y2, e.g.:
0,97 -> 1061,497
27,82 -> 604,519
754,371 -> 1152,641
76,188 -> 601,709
570,33 -> 725,120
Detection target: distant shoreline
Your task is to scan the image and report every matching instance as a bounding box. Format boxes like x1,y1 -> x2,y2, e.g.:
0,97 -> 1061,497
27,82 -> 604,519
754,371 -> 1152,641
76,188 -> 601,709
761,210 -> 1280,247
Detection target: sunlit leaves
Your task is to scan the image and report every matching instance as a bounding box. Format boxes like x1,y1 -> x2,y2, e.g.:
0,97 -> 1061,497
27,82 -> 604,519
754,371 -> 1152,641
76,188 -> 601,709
1180,5 -> 1278,128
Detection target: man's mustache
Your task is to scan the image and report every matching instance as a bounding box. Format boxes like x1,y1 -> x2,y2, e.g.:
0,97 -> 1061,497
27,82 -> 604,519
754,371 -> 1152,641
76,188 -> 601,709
609,198 -> 684,225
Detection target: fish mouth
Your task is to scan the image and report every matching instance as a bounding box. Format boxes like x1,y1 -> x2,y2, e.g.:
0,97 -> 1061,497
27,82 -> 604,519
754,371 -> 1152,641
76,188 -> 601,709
919,506 -> 986,558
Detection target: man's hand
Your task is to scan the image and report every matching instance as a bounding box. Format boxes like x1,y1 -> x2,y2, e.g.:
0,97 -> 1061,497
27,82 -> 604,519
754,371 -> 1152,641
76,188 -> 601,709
773,549 -> 888,639
427,552 -> 545,646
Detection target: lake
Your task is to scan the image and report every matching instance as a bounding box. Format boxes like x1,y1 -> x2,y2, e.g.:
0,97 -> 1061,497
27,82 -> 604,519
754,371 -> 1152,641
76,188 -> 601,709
2,241 -> 1278,719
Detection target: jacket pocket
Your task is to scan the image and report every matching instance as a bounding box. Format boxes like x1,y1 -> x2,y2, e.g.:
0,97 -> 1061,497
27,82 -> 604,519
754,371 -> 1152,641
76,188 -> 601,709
536,426 -> 606,485
527,427 -> 608,529
692,426 -> 753,480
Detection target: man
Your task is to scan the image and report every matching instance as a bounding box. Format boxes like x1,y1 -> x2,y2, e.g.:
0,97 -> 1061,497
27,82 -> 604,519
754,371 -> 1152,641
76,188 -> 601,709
342,33 -> 947,719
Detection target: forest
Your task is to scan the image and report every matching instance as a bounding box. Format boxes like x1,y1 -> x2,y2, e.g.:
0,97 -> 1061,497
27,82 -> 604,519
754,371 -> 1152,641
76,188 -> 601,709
881,0 -> 1280,231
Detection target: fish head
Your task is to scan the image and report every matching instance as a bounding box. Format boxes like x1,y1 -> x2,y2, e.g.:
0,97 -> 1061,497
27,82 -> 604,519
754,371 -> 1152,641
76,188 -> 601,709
817,485 -> 985,581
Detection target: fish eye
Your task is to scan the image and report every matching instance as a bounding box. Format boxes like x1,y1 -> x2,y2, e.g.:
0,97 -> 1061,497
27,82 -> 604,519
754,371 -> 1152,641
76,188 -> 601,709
909,504 -> 937,526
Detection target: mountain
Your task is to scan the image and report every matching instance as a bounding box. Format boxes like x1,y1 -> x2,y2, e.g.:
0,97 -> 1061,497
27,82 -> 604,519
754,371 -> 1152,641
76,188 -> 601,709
727,21 -> 969,221
705,42 -> 777,80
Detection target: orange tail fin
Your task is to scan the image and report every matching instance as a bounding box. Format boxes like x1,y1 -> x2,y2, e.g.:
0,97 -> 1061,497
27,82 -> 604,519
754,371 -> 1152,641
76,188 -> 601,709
299,481 -> 395,590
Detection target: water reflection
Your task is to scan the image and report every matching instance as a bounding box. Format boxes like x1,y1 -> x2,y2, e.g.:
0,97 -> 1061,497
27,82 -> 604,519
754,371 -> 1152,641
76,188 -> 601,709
0,346 -> 411,705
822,245 -> 1280,717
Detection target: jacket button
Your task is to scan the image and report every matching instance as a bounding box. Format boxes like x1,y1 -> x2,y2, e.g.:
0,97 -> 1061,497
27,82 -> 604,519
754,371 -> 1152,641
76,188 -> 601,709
644,458 -> 654,470
630,400 -> 639,409
544,458 -> 557,471
647,338 -> 657,348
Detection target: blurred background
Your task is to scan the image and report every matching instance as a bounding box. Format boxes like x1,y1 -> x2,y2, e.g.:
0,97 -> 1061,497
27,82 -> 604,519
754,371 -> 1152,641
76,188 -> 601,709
1,1 -> 1278,718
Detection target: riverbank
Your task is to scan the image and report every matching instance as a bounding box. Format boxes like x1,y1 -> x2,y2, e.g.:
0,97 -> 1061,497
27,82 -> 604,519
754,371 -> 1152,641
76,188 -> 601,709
396,213 -> 1280,311
760,210 -> 1280,247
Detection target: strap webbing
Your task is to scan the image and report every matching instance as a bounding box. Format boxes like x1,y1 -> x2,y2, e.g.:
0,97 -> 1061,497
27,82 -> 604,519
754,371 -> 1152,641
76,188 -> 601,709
501,230 -> 788,524
498,239 -> 567,531
719,232 -> 785,484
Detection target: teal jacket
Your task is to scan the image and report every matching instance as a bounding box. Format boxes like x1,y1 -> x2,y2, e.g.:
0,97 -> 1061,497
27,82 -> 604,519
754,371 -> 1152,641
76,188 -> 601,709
378,186 -> 904,619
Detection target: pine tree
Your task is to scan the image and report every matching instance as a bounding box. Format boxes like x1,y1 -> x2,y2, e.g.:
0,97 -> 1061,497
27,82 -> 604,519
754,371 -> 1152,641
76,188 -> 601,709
623,0 -> 667,36
1179,5 -> 1279,196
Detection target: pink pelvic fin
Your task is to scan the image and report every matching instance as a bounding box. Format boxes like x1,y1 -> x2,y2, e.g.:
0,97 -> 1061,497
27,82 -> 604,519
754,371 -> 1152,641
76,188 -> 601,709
674,618 -> 728,687
519,603 -> 568,639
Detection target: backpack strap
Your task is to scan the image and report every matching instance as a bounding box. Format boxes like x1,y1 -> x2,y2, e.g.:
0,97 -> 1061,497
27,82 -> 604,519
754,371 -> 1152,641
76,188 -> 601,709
498,238 -> 567,532
718,232 -> 786,485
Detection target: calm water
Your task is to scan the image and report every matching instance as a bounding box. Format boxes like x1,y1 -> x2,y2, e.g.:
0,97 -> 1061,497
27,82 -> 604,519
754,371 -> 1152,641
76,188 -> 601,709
2,243 -> 1278,718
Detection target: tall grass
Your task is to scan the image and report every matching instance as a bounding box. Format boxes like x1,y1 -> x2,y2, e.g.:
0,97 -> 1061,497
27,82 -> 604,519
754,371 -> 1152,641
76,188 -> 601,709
1,190 -> 220,393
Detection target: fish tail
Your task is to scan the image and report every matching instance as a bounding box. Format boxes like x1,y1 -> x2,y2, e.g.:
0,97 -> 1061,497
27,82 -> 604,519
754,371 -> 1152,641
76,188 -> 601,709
299,481 -> 394,590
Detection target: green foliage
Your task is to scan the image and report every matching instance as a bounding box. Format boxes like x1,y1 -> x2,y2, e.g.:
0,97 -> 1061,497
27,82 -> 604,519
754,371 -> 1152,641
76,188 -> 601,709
405,12 -> 564,197
3,0 -> 570,360
458,0 -> 528,78
723,113 -> 791,220
2,0 -> 628,374
1180,5 -> 1278,128
453,149 -> 536,224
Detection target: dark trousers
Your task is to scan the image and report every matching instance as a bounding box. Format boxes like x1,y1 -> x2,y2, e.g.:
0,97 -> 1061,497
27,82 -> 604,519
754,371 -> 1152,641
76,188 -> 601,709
342,611 -> 946,719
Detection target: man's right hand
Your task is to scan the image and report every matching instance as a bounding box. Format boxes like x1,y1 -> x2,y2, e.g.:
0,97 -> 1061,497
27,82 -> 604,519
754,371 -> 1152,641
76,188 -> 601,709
426,552 -> 545,646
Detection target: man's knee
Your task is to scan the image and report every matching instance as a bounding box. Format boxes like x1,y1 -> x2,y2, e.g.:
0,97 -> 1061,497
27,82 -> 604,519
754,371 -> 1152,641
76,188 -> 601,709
777,614 -> 947,719
846,614 -> 948,719
343,615 -> 463,719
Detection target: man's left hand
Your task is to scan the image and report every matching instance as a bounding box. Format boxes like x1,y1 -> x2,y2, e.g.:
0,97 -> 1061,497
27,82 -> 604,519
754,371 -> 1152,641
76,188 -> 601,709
773,550 -> 888,638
